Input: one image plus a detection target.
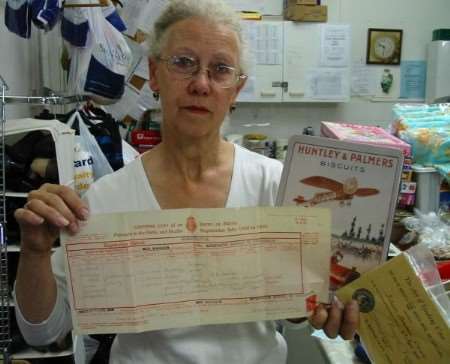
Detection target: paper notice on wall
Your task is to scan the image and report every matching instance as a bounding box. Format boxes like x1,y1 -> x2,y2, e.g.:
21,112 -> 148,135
118,0 -> 151,37
133,57 -> 150,81
242,21 -> 282,65
351,62 -> 376,96
320,25 -> 351,68
400,61 -> 427,100
305,68 -> 350,100
138,83 -> 159,110
136,0 -> 168,34
61,206 -> 331,335
104,85 -> 140,121
125,37 -> 147,81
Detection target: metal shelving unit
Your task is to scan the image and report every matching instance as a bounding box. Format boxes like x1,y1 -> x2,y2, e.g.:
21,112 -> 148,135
1,74 -> 11,364
0,74 -> 88,363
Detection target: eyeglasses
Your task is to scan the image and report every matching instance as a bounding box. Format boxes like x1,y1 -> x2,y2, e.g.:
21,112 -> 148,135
158,55 -> 247,89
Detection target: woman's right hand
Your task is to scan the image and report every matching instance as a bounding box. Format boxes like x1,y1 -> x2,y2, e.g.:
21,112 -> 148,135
14,183 -> 89,255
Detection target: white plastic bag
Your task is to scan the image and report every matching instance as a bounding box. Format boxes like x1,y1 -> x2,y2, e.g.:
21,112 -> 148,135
67,111 -> 113,194
73,141 -> 94,195
67,6 -> 132,103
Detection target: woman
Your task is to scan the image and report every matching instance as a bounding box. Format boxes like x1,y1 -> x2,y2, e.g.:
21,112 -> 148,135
14,0 -> 359,363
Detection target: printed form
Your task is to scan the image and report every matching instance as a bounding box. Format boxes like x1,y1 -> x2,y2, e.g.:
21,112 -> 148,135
61,206 -> 331,334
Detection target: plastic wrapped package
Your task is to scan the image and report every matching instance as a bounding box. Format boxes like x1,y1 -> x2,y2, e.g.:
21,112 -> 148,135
391,103 -> 450,134
405,244 -> 450,325
396,115 -> 450,133
399,125 -> 450,165
401,210 -> 450,260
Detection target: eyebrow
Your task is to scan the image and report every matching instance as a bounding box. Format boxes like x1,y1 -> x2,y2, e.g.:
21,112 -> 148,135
170,48 -> 236,64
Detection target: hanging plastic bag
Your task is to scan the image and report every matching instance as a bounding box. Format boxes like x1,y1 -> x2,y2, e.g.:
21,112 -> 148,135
67,6 -> 132,103
67,111 -> 113,194
61,1 -> 126,47
5,0 -> 32,38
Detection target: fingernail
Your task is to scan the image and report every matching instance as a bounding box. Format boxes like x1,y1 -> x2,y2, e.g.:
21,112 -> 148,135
57,216 -> 70,227
33,216 -> 44,224
80,208 -> 89,220
349,299 -> 359,309
332,296 -> 344,309
68,222 -> 79,234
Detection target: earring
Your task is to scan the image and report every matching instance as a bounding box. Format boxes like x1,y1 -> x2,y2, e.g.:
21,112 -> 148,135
153,92 -> 160,101
229,104 -> 236,114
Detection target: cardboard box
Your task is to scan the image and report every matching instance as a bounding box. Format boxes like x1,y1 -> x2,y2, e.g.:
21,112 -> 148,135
284,5 -> 327,22
321,121 -> 412,157
285,0 -> 318,5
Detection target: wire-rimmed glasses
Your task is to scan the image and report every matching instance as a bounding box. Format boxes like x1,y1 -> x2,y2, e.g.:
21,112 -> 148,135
158,55 -> 247,88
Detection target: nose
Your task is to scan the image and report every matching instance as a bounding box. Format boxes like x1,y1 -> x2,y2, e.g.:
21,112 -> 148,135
188,67 -> 212,95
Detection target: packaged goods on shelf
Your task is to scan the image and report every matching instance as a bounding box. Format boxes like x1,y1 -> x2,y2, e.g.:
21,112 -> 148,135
321,121 -> 411,157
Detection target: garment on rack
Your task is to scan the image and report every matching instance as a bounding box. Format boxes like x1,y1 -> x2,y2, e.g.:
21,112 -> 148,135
61,6 -> 90,47
83,111 -> 125,171
5,0 -> 32,38
30,0 -> 62,31
38,107 -> 127,171
102,4 -> 126,32
5,131 -> 59,192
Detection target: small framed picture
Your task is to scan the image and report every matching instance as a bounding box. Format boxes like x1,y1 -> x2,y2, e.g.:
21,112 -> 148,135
366,28 -> 403,65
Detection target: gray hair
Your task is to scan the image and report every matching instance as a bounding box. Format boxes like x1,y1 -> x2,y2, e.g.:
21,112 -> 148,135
148,0 -> 249,74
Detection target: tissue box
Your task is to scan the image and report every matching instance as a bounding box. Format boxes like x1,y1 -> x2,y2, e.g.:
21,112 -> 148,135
321,121 -> 411,157
284,4 -> 327,22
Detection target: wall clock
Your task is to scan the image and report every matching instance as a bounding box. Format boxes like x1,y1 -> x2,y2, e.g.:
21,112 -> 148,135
366,28 -> 403,65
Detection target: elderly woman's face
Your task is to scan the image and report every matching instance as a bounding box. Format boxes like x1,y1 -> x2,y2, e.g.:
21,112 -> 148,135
149,17 -> 245,139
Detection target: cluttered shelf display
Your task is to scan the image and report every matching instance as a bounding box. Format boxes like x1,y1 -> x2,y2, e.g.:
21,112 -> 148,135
390,103 -> 450,260
0,75 -> 92,362
291,113 -> 450,363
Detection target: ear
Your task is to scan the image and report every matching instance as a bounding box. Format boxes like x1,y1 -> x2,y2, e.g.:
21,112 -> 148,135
231,76 -> 247,104
148,57 -> 160,92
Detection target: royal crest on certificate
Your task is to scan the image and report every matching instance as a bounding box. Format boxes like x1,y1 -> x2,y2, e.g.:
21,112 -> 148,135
61,206 -> 331,334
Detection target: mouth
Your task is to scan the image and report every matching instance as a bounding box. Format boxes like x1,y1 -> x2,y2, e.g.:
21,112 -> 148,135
183,105 -> 211,114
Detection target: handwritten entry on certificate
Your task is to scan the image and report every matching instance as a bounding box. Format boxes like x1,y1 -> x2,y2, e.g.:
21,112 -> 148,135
61,206 -> 331,335
337,254 -> 450,364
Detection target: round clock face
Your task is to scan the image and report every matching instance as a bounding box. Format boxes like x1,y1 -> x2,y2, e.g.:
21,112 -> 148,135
373,36 -> 396,60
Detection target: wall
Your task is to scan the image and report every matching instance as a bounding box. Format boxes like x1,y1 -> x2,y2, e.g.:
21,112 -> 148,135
0,5 -> 42,119
0,0 -> 449,129
225,0 -> 450,138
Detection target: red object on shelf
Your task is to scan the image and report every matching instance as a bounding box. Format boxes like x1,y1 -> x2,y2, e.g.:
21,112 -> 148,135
437,260 -> 450,280
130,129 -> 161,153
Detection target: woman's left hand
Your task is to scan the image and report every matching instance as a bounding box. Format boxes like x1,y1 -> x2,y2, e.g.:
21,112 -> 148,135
308,298 -> 360,340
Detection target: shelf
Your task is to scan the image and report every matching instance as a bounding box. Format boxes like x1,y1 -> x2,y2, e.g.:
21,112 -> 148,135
7,244 -> 21,252
11,346 -> 73,359
5,192 -> 28,198
6,244 -> 57,253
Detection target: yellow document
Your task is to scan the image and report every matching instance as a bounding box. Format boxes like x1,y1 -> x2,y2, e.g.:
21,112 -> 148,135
61,206 -> 331,335
337,254 -> 450,364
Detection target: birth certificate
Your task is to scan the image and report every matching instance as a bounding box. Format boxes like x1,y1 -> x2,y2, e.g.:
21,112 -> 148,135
61,206 -> 331,334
